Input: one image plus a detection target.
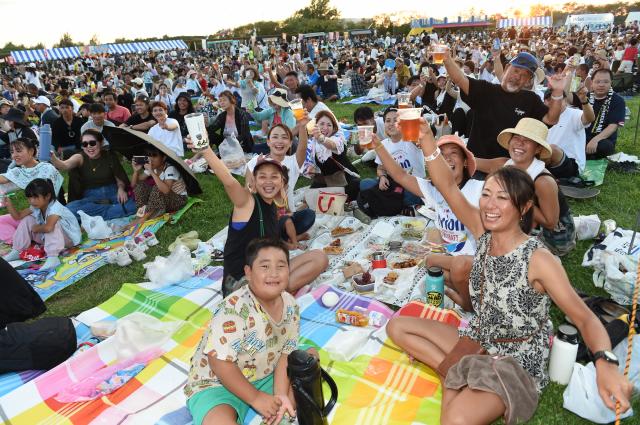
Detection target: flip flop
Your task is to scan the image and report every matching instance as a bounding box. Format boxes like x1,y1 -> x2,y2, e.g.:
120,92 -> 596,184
559,185 -> 600,199
557,176 -> 596,188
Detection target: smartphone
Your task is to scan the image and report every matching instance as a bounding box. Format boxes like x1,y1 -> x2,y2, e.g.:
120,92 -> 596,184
492,38 -> 501,52
133,155 -> 148,165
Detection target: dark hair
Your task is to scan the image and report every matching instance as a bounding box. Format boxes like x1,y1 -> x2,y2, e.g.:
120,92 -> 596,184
24,178 -> 56,202
88,103 -> 105,114
58,98 -> 74,108
315,110 -> 339,136
245,238 -> 290,267
174,93 -> 195,113
285,71 -> 298,79
144,145 -> 167,159
464,60 -> 476,73
383,106 -> 399,120
407,75 -> 420,87
353,106 -> 374,123
267,123 -> 293,141
295,84 -> 318,102
218,90 -> 236,105
484,166 -> 536,234
102,91 -> 116,101
82,128 -> 104,143
10,137 -> 37,155
592,68 -> 613,80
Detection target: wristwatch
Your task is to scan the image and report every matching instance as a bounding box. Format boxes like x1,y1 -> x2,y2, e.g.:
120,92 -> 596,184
592,350 -> 619,366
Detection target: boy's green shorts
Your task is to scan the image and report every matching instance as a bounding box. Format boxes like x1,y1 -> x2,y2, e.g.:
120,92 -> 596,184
187,374 -> 274,425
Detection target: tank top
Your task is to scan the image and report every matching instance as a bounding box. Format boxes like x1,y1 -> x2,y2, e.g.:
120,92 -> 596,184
79,151 -> 117,189
223,195 -> 277,281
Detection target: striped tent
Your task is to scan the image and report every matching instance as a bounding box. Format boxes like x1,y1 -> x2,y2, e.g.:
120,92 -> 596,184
10,47 -> 80,63
498,16 -> 552,28
106,39 -> 187,54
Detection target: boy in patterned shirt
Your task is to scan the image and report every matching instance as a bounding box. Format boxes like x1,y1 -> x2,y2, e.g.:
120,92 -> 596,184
185,238 -> 299,425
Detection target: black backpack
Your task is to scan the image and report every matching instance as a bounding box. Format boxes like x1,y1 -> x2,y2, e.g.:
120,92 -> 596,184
0,317 -> 77,373
357,177 -> 405,218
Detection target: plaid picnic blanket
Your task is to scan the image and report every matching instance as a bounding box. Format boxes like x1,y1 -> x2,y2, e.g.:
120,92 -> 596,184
15,197 -> 201,300
0,266 -> 222,424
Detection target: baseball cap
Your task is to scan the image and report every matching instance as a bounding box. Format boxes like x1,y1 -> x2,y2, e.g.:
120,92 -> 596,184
509,52 -> 539,75
32,95 -> 51,107
253,155 -> 286,176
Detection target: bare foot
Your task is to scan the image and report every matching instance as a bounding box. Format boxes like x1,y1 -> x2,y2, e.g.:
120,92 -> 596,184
298,232 -> 310,241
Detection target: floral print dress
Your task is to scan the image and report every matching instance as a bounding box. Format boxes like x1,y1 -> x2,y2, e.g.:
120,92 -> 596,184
458,232 -> 552,391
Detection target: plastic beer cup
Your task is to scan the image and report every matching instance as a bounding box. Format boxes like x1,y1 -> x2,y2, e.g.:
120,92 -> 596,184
432,45 -> 446,64
289,99 -> 305,121
184,113 -> 209,150
398,108 -> 422,142
357,125 -> 374,149
397,92 -> 411,109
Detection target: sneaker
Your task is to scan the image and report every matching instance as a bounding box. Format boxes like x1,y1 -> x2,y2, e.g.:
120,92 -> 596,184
105,247 -> 132,266
135,230 -> 159,247
352,207 -> 372,224
41,256 -> 61,270
2,249 -> 21,262
124,239 -> 146,261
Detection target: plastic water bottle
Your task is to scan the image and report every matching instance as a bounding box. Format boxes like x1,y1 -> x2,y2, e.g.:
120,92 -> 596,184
548,324 -> 579,385
38,123 -> 52,161
425,266 -> 444,308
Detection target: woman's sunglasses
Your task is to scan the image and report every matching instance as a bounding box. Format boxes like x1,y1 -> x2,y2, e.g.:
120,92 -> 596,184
82,140 -> 98,148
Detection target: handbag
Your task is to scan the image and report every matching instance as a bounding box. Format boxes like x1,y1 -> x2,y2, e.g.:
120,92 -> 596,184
304,187 -> 347,216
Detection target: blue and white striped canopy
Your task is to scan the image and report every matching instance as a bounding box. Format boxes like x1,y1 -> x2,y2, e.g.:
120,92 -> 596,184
498,16 -> 552,28
11,47 -> 81,63
10,39 -> 187,62
107,39 -> 188,54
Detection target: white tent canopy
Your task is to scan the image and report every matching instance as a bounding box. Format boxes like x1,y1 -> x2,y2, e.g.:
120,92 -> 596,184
10,39 -> 188,63
626,12 -> 640,25
497,16 -> 552,28
565,13 -> 614,32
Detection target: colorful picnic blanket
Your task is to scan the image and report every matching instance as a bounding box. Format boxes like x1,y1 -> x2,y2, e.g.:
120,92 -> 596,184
341,95 -> 396,105
0,266 -> 223,424
14,197 -> 201,300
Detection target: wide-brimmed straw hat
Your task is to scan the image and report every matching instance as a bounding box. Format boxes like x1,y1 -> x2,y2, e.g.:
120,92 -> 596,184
268,88 -> 289,108
436,135 -> 476,176
497,118 -> 552,159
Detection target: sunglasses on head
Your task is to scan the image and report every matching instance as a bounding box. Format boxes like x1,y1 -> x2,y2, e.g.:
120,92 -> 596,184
82,140 -> 98,148
271,91 -> 287,100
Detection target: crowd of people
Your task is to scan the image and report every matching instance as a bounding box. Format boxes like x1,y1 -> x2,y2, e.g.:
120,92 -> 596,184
1,21 -> 637,425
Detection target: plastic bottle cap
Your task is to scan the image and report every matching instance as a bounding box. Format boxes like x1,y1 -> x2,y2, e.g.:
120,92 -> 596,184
557,324 -> 579,344
427,266 -> 443,277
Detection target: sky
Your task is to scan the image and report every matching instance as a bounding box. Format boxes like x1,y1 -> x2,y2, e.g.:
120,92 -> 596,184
0,0 -> 618,47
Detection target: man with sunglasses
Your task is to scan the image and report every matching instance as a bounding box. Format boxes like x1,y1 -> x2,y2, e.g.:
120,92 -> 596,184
52,99 -> 83,159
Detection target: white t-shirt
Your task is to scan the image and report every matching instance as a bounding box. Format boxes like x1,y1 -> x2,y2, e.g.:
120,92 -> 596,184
247,155 -> 301,205
149,118 -> 184,157
375,138 -> 426,178
547,106 -> 588,173
374,116 -> 386,140
159,165 -> 187,196
417,177 -> 483,255
308,101 -> 331,119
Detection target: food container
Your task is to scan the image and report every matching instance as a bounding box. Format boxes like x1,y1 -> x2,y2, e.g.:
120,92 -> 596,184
352,273 -> 375,293
388,240 -> 403,251
371,251 -> 387,269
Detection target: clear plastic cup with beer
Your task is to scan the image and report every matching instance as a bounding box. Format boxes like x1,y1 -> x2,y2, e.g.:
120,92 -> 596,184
289,99 -> 305,121
397,92 -> 411,109
432,45 -> 447,64
398,108 -> 423,143
357,125 -> 374,149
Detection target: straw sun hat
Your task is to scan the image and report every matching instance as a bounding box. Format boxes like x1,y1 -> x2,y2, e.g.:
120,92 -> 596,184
497,118 -> 552,159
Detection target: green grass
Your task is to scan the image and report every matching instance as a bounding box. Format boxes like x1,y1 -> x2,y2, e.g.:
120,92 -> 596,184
35,99 -> 640,423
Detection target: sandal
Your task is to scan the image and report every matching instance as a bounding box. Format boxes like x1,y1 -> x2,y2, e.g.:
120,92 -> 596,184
557,176 -> 595,188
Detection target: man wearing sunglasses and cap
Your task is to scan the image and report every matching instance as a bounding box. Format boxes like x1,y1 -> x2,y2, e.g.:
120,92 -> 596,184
443,48 -> 568,163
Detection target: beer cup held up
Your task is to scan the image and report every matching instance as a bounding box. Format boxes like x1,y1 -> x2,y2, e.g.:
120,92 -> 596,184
398,108 -> 422,142
397,92 -> 411,109
289,99 -> 305,121
357,125 -> 374,149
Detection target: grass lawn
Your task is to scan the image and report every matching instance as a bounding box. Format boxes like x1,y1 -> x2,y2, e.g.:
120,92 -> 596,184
37,99 -> 640,423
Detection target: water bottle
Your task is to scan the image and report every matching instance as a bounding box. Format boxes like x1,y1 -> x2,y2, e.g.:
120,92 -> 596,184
425,266 -> 444,308
38,123 -> 52,162
548,324 -> 579,385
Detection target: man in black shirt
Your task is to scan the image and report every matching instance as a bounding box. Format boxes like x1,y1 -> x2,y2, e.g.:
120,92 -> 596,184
51,99 -> 83,158
444,49 -> 567,160
317,63 -> 339,101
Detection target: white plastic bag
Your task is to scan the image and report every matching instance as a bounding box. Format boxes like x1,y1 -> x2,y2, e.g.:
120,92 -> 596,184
219,133 -> 246,174
78,210 -> 113,240
143,244 -> 194,288
113,312 -> 182,360
574,214 -> 601,240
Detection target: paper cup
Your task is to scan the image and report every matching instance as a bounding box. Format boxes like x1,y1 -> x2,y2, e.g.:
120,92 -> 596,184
185,113 -> 209,150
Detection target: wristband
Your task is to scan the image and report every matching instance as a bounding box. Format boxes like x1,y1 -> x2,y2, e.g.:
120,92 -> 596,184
551,94 -> 564,101
424,147 -> 441,162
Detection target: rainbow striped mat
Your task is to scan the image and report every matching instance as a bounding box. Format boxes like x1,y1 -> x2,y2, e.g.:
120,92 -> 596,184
0,272 -> 450,424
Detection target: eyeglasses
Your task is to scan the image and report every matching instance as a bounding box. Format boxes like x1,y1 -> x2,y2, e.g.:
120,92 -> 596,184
81,140 -> 98,148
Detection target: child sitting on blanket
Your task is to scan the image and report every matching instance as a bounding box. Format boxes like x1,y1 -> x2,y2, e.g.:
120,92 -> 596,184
2,178 -> 82,270
184,238 -> 299,425
129,145 -> 187,227
275,172 -> 308,251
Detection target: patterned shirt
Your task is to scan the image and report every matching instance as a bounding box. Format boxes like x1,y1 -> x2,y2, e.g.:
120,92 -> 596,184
184,285 -> 299,398
350,73 -> 369,97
